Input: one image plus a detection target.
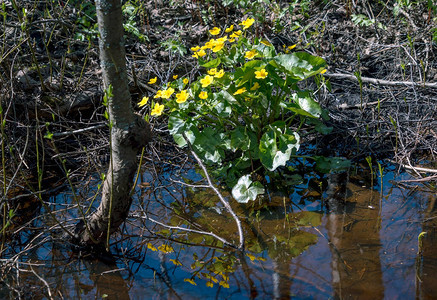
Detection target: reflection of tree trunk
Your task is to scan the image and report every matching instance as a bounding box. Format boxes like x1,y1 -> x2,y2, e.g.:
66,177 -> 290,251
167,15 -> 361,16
417,199 -> 437,299
325,175 -> 384,299
86,258 -> 131,300
272,260 -> 292,300
74,0 -> 151,246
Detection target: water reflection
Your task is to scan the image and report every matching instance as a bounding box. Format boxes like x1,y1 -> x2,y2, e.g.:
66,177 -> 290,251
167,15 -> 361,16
1,168 -> 437,299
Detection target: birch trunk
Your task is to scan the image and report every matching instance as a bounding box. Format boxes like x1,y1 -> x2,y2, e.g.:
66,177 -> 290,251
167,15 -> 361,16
74,0 -> 151,248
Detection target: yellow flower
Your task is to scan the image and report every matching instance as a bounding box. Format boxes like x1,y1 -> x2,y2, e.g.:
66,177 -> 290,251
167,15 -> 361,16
184,278 -> 197,286
150,103 -> 164,116
147,243 -> 157,251
229,38 -> 235,43
137,96 -> 149,107
233,87 -> 246,95
209,27 -> 221,36
148,77 -> 157,84
154,90 -> 162,98
173,75 -> 178,80
199,91 -> 208,99
161,87 -> 175,99
225,25 -> 234,33
200,75 -> 214,88
204,39 -> 215,49
230,30 -> 242,38
206,281 -> 214,288
158,244 -> 174,253
196,49 -> 206,57
212,42 -> 225,52
217,36 -> 228,43
250,82 -> 260,90
214,69 -> 225,78
183,78 -> 189,84
219,281 -> 230,288
245,49 -> 257,60
208,68 -> 217,75
321,69 -> 327,74
288,44 -> 297,50
255,68 -> 268,79
176,90 -> 189,103
239,18 -> 255,30
190,45 -> 200,52
169,259 -> 182,266
260,40 -> 272,46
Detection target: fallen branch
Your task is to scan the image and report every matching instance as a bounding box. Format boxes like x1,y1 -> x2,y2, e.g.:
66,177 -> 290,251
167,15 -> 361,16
183,134 -> 245,250
324,73 -> 437,89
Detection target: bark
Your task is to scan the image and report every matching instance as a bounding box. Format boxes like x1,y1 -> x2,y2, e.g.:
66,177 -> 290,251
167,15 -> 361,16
74,0 -> 151,248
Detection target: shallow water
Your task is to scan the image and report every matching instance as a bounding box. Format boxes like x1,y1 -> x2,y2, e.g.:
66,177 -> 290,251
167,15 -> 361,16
1,164 -> 436,299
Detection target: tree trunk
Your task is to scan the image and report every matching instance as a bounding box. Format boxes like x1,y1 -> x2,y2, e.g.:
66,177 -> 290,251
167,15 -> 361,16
74,0 -> 151,248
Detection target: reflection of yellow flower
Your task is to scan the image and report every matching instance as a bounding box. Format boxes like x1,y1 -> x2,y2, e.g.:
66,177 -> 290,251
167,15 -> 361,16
246,253 -> 256,261
137,96 -> 149,107
209,27 -> 221,35
206,281 -> 214,288
169,259 -> 182,266
199,91 -> 208,99
233,87 -> 246,95
255,69 -> 268,79
215,69 -> 225,78
158,244 -> 174,253
183,78 -> 189,84
190,46 -> 200,52
151,103 -> 165,116
154,90 -> 162,98
225,25 -> 234,33
147,243 -> 157,251
173,75 -> 178,79
260,40 -> 272,46
161,87 -> 175,99
148,77 -> 157,84
221,273 -> 229,281
219,281 -> 230,288
250,82 -> 260,90
200,75 -> 214,87
208,68 -> 217,75
245,49 -> 257,59
176,90 -> 189,103
184,278 -> 197,286
239,18 -> 255,30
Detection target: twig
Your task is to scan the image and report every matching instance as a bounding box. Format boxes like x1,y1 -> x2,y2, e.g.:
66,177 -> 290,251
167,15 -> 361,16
28,266 -> 54,300
324,73 -> 437,89
182,134 -> 245,250
51,123 -> 106,138
137,213 -> 234,248
386,159 -> 437,173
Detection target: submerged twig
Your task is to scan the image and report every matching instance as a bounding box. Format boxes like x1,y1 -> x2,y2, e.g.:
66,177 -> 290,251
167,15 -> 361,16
182,134 -> 245,250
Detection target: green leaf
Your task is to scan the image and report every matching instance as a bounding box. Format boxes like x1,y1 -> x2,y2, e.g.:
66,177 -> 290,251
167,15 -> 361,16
259,125 -> 300,171
230,126 -> 250,151
232,175 -> 265,203
273,52 -> 326,79
201,58 -> 221,68
294,91 -> 322,118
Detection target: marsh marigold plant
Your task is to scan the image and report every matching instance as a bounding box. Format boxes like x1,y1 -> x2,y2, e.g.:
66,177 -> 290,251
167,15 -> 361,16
140,18 -> 330,203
